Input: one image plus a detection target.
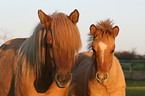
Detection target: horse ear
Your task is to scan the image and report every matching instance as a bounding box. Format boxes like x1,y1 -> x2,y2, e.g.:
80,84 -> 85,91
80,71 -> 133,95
38,10 -> 51,28
69,9 -> 79,24
90,24 -> 97,37
112,26 -> 119,37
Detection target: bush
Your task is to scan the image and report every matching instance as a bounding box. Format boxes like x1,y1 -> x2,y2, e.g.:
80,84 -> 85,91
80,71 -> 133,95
115,51 -> 145,60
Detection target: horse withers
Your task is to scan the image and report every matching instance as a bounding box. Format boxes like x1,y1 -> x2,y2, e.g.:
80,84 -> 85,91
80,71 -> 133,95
69,20 -> 126,96
0,9 -> 81,96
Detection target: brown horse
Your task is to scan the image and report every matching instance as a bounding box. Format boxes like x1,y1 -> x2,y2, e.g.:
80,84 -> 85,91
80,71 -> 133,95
0,9 -> 82,96
69,20 -> 126,96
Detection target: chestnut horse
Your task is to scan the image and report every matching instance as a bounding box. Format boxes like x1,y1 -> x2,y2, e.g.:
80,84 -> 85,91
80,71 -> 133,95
0,9 -> 82,96
69,20 -> 126,96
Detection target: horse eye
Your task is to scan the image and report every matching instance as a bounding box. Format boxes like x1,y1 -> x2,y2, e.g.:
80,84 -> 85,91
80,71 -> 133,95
111,49 -> 114,53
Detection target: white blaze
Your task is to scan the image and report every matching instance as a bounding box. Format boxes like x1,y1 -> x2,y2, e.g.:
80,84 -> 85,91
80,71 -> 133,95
98,42 -> 107,63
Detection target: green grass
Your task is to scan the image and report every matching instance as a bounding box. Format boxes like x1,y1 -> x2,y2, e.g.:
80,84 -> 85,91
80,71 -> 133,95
126,80 -> 145,96
122,64 -> 130,70
126,80 -> 145,87
122,63 -> 145,80
133,63 -> 145,71
121,63 -> 145,95
121,63 -> 145,71
126,87 -> 145,96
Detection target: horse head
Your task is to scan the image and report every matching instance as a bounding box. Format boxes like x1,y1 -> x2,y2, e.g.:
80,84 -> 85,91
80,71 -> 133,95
38,9 -> 81,88
89,20 -> 119,83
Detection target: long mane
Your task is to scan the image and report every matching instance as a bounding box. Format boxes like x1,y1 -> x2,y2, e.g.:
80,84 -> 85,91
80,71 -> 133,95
51,13 -> 82,51
16,12 -> 82,78
16,24 -> 46,77
88,19 -> 114,50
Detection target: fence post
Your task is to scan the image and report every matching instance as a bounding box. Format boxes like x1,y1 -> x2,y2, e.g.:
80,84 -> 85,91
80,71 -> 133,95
130,63 -> 133,79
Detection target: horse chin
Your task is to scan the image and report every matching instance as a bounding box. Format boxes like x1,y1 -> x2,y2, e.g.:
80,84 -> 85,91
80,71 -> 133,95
96,78 -> 108,84
55,80 -> 70,88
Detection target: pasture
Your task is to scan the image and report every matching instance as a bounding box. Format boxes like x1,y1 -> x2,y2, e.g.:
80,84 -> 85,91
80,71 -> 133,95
121,61 -> 145,96
121,61 -> 145,80
126,80 -> 145,96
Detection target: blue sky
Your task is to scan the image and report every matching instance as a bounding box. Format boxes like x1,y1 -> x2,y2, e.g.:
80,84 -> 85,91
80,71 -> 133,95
0,0 -> 145,55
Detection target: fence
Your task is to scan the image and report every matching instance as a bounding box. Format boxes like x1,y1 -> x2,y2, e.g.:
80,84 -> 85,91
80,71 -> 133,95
120,60 -> 145,80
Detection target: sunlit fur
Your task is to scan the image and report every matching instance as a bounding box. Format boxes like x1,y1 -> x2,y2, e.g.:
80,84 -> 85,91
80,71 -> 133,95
0,10 -> 81,96
15,13 -> 81,95
50,13 -> 81,72
51,13 -> 81,52
68,20 -> 126,96
88,19 -> 114,50
89,19 -> 116,74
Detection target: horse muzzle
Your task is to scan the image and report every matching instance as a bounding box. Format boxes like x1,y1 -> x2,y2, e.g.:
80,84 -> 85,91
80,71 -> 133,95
96,72 -> 109,84
55,72 -> 72,88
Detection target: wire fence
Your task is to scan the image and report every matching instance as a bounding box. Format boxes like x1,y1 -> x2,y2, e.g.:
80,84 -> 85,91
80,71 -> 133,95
120,60 -> 145,80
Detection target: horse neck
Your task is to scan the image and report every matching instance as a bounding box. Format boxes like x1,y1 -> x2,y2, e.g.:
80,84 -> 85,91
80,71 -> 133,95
34,72 -> 69,96
88,56 -> 126,95
88,56 -> 116,95
105,56 -> 117,85
39,80 -> 68,96
34,55 -> 55,93
14,64 -> 36,96
69,52 -> 93,96
104,56 -> 126,92
15,61 -> 68,96
33,56 -> 69,95
15,52 -> 55,95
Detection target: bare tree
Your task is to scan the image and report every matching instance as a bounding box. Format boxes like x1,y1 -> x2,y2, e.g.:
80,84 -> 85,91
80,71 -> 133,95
0,29 -> 13,45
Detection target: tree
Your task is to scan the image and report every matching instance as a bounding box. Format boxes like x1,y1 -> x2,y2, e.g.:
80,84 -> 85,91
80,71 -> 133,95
0,29 -> 12,45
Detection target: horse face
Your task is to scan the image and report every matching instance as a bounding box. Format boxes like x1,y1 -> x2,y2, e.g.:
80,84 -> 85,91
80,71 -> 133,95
53,48 -> 74,88
45,34 -> 75,88
38,9 -> 80,88
92,37 -> 115,83
46,44 -> 75,88
90,24 -> 119,83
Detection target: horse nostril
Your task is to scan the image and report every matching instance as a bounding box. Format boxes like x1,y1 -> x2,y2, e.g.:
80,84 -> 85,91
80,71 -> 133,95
55,73 -> 72,83
104,73 -> 108,80
55,72 -> 72,88
96,73 -> 109,83
96,73 -> 100,80
55,73 -> 62,82
65,73 -> 72,82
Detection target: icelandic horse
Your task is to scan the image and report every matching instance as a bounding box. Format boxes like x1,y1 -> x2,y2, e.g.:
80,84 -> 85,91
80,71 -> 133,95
0,9 -> 82,96
69,20 -> 126,96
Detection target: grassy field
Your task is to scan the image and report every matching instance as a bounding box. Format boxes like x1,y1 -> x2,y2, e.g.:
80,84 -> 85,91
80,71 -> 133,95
121,63 -> 145,96
126,80 -> 145,96
121,63 -> 145,71
121,62 -> 145,79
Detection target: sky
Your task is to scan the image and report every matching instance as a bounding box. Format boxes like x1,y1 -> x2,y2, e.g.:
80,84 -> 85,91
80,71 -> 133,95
0,0 -> 145,55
